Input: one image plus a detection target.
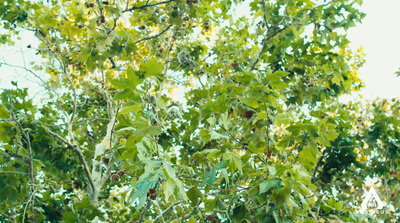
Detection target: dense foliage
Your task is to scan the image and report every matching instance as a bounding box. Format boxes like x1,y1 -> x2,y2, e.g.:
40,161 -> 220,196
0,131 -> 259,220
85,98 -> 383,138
1,0 -> 399,222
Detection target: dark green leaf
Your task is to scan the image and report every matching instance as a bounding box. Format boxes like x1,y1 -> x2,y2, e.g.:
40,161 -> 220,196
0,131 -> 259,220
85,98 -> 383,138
259,180 -> 281,194
232,204 -> 247,221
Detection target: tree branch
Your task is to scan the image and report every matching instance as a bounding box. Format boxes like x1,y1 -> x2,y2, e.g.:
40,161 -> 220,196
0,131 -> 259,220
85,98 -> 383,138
153,201 -> 181,223
134,25 -> 172,45
3,150 -> 29,163
139,199 -> 152,223
108,57 -> 117,69
0,61 -> 70,120
0,171 -> 28,175
312,154 -> 325,182
264,103 -> 271,161
250,25 -> 289,71
0,210 -> 15,223
124,0 -> 175,12
6,90 -> 35,217
99,108 -> 119,187
35,28 -> 78,139
45,128 -> 96,191
241,144 -> 268,166
0,62 -> 46,84
108,25 -> 172,70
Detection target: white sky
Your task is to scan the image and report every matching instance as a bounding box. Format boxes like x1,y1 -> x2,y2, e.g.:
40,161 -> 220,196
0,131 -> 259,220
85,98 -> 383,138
344,0 -> 400,101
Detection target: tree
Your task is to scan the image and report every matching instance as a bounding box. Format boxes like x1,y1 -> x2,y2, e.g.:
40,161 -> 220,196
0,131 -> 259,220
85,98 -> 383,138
2,0 -> 398,222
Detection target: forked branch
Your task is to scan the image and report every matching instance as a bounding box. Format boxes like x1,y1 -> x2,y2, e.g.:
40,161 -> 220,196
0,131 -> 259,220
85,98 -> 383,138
124,0 -> 175,12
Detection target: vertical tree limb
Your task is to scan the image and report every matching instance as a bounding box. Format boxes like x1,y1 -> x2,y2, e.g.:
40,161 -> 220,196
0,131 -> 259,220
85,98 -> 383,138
6,90 -> 35,221
45,129 -> 96,192
139,199 -> 152,223
90,89 -> 118,206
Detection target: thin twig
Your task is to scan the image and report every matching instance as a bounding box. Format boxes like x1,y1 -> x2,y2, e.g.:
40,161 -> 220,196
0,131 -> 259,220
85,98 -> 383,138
10,201 -> 16,223
153,201 -> 181,223
0,171 -> 29,174
35,28 -> 78,136
179,174 -> 202,182
124,0 -> 175,12
217,120 -> 268,166
242,145 -> 268,166
311,155 -> 324,182
45,128 -> 96,191
3,150 -> 29,163
261,0 -> 270,29
250,25 -> 289,71
249,200 -> 269,211
0,62 -> 46,83
264,103 -> 270,160
0,208 -> 12,219
6,91 -> 35,219
0,210 -> 15,222
134,25 -> 172,45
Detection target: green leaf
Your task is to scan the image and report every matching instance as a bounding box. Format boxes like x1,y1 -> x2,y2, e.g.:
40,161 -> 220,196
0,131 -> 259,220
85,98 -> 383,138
317,120 -> 339,146
120,104 -> 142,115
298,138 -> 322,170
273,210 -> 280,223
110,66 -> 142,90
267,166 -> 277,176
75,197 -> 90,209
128,180 -> 155,209
304,124 -> 319,137
133,126 -> 162,136
257,111 -> 268,120
0,104 -> 10,118
187,217 -> 197,223
0,184 -> 18,202
120,146 -> 137,160
241,97 -> 259,108
200,129 -> 211,142
203,161 -> 227,185
136,137 -> 155,160
275,164 -> 290,177
219,111 -> 230,129
275,113 -> 290,126
144,110 -> 157,120
126,66 -> 142,86
187,187 -> 203,207
162,162 -> 188,202
114,89 -> 137,100
210,130 -> 229,140
222,151 -> 242,172
169,15 -> 183,26
141,58 -> 164,76
198,148 -> 220,160
62,212 -> 79,223
205,197 -> 220,211
323,198 -> 343,213
286,123 -> 303,135
259,179 -> 281,194
332,73 -> 343,85
77,48 -> 91,62
236,71 -> 256,83
109,79 -> 133,89
0,122 -> 16,143
275,182 -> 292,207
232,204 -> 247,221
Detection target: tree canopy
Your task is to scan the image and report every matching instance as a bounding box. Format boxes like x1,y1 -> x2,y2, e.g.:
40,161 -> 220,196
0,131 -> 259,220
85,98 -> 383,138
1,0 -> 399,222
